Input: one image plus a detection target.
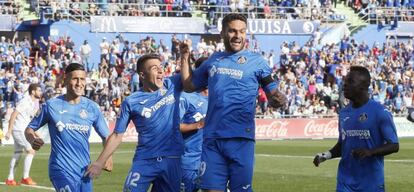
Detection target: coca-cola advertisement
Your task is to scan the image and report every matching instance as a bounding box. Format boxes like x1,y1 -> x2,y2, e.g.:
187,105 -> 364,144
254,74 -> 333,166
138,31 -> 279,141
255,118 -> 339,140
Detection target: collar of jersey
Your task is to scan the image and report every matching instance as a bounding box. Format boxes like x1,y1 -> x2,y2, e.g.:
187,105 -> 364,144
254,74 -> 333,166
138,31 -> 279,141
223,49 -> 248,57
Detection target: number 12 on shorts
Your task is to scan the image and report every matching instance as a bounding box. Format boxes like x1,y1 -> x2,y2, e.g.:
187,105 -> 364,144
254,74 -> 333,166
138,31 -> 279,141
126,172 -> 141,187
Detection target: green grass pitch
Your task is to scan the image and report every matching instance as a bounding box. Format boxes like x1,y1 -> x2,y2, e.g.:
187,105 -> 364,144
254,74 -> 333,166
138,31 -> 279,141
0,138 -> 413,192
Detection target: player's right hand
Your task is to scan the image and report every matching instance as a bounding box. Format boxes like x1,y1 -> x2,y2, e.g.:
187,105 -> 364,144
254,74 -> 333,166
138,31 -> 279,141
5,132 -> 11,140
179,39 -> 192,58
85,161 -> 104,179
31,138 -> 45,151
313,153 -> 326,167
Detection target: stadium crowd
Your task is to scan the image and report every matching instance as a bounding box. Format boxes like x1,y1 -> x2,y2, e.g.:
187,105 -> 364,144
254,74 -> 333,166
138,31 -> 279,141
0,31 -> 413,124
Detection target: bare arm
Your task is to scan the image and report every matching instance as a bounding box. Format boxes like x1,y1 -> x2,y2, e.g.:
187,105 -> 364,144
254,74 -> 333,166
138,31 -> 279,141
5,110 -> 18,140
180,120 -> 204,133
180,39 -> 197,92
85,132 -> 124,179
352,143 -> 399,159
266,88 -> 287,109
24,128 -> 44,151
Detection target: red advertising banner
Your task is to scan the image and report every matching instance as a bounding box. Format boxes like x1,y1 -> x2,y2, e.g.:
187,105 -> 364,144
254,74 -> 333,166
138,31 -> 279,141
107,118 -> 340,141
255,118 -> 339,139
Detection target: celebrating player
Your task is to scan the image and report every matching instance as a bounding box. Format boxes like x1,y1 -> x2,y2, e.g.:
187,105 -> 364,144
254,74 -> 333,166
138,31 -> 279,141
25,63 -> 112,192
86,54 -> 184,191
313,66 -> 399,191
180,13 -> 287,191
5,83 -> 42,186
179,57 -> 208,192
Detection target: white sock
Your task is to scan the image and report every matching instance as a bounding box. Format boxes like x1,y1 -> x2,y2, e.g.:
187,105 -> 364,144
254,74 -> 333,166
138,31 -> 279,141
8,152 -> 22,180
23,154 -> 34,179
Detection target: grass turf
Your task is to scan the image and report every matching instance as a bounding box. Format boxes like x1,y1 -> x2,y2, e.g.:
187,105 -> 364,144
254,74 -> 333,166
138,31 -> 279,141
0,138 -> 413,191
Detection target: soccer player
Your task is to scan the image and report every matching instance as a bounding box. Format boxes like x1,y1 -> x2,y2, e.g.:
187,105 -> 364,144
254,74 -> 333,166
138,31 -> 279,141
5,83 -> 42,186
180,13 -> 287,191
86,54 -> 184,192
25,63 -> 112,192
180,57 -> 208,192
313,66 -> 399,192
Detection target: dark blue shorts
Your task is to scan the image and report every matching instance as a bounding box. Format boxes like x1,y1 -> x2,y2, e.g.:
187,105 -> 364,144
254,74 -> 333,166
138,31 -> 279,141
181,169 -> 199,192
200,138 -> 255,191
123,157 -> 182,192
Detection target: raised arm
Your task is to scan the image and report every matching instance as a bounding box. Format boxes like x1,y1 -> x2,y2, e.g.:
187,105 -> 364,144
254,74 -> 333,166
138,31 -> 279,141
180,39 -> 197,92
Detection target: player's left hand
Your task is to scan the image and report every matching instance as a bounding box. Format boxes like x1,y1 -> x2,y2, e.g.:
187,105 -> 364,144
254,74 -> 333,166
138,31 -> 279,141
269,90 -> 287,109
85,161 -> 104,179
352,148 -> 372,159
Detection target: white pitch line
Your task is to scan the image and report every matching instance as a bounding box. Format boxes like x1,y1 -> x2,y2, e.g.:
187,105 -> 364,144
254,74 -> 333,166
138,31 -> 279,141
1,151 -> 412,163
255,153 -> 414,163
0,182 -> 55,191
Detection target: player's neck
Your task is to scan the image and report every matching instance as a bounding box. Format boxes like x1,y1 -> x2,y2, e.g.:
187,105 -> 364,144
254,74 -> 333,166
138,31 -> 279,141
64,94 -> 81,104
30,95 -> 38,102
351,95 -> 369,108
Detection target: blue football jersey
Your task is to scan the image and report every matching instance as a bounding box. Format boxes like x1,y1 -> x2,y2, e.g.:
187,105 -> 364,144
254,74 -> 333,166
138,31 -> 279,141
191,50 -> 273,140
337,99 -> 399,191
179,92 -> 208,170
114,75 -> 183,160
28,96 -> 109,181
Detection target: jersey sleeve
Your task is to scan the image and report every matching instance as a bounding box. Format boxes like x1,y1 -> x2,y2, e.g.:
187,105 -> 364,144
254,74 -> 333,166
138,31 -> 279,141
257,57 -> 277,93
27,103 -> 49,131
179,96 -> 189,121
114,100 -> 131,134
93,105 -> 109,139
191,59 -> 209,90
378,109 -> 399,144
169,74 -> 183,93
15,97 -> 27,114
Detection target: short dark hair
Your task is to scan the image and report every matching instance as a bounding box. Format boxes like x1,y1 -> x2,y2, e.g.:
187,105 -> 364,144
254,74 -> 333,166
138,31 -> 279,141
136,54 -> 161,73
65,63 -> 85,74
222,13 -> 247,31
350,66 -> 371,88
28,83 -> 41,95
194,57 -> 208,69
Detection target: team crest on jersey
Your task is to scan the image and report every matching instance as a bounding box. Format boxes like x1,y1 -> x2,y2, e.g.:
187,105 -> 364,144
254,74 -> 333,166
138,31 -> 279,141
237,56 -> 247,64
159,88 -> 167,96
359,113 -> 368,122
80,109 -> 88,119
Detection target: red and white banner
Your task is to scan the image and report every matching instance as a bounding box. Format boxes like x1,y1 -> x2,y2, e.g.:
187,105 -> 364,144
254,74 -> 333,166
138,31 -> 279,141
255,118 -> 339,140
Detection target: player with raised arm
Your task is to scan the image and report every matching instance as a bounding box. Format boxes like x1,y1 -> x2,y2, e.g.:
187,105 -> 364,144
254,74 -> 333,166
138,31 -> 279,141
5,83 -> 42,186
25,63 -> 112,192
179,57 -> 208,192
180,13 -> 287,192
313,66 -> 399,192
86,54 -> 184,192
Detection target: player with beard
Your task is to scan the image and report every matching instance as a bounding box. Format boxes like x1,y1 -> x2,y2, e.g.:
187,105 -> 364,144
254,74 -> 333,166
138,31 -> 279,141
5,83 -> 42,186
180,13 -> 287,192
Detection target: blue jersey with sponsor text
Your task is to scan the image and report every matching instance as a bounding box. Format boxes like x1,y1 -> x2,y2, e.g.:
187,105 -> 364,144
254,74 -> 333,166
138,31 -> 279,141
114,75 -> 183,160
28,96 -> 109,181
179,92 -> 208,170
338,99 -> 399,191
192,50 -> 273,140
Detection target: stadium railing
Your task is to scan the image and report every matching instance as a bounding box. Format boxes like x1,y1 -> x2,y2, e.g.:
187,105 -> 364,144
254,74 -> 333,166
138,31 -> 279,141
33,2 -> 346,24
360,7 -> 414,23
